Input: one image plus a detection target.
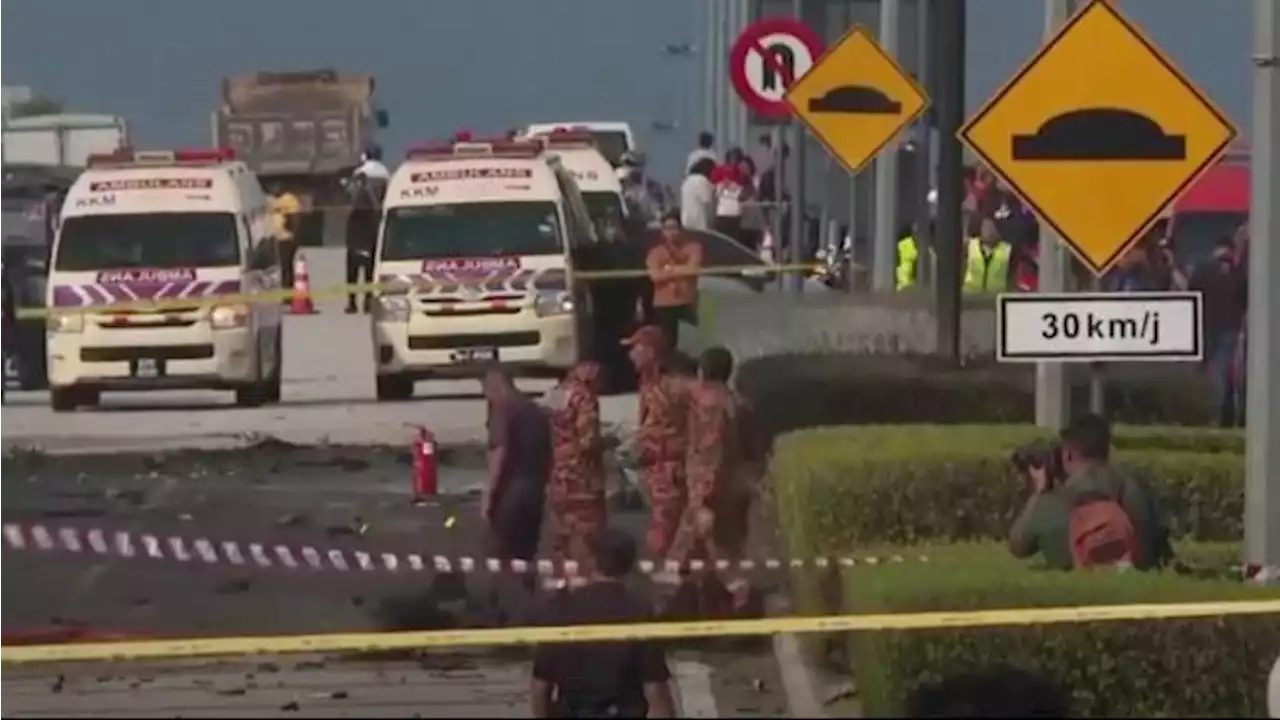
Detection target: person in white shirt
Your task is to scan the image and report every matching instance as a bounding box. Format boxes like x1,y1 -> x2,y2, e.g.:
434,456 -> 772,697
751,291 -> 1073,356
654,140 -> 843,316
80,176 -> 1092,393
680,158 -> 717,232
685,131 -> 717,175
352,144 -> 390,181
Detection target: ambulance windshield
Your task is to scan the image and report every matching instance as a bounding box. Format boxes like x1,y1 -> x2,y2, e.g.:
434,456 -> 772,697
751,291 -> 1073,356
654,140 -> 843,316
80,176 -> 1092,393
55,212 -> 241,271
381,201 -> 563,260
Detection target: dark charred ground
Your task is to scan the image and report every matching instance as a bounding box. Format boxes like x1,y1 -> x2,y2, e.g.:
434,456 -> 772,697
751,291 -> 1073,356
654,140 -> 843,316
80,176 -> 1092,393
2,441 -> 782,640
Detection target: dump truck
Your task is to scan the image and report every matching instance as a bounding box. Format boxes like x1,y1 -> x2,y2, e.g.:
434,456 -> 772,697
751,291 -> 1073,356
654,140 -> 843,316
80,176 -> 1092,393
2,114 -> 129,168
212,69 -> 388,246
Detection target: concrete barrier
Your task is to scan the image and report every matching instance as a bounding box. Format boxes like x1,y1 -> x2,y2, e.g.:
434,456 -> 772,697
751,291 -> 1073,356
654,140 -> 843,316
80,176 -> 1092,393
695,289 -> 1000,362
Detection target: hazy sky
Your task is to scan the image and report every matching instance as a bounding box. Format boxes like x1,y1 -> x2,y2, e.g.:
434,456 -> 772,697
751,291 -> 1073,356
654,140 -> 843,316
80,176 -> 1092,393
1,0 -> 1254,179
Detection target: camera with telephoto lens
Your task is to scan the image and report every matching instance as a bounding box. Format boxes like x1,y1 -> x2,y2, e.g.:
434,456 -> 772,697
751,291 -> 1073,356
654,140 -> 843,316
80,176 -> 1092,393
1010,441 -> 1066,489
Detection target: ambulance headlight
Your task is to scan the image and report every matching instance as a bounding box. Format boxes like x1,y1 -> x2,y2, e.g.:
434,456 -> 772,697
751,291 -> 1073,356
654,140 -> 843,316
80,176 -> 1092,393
534,291 -> 574,317
210,304 -> 250,329
47,311 -> 83,334
374,293 -> 411,322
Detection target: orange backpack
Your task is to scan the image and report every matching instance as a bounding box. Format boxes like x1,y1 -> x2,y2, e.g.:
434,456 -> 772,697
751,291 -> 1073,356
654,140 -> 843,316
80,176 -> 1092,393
1068,492 -> 1139,569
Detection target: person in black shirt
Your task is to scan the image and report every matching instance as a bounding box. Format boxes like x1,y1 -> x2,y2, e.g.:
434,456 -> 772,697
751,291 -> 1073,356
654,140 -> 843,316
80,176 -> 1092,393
482,365 -> 551,562
1189,236 -> 1249,427
530,528 -> 677,718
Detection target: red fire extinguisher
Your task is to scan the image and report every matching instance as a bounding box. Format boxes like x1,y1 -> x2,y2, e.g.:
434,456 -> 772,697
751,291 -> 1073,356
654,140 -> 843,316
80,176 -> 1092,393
411,425 -> 438,502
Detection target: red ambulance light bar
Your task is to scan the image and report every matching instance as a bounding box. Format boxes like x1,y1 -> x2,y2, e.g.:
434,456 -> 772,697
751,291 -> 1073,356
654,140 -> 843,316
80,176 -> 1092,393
86,148 -> 236,168
405,139 -> 543,161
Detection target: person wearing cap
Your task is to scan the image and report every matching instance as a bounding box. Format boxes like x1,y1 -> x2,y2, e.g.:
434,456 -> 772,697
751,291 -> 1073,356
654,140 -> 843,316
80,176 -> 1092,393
646,212 -> 704,352
624,324 -> 692,569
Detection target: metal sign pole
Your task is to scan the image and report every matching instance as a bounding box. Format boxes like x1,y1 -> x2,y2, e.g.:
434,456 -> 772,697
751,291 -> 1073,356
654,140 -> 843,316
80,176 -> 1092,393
1246,0 -> 1279,582
790,0 -> 808,296
1034,0 -> 1075,430
772,124 -> 786,291
872,0 -> 902,293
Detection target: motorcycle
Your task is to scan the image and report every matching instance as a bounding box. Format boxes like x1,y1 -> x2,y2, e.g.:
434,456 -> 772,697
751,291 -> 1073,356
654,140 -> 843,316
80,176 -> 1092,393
812,231 -> 853,291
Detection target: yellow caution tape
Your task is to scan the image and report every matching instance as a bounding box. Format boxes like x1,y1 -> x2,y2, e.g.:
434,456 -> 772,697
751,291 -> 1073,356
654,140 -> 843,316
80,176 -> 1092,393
15,263 -> 820,320
4,599 -> 1277,665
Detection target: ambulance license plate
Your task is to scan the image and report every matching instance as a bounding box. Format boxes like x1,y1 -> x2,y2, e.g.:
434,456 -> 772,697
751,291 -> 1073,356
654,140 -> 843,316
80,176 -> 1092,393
451,348 -> 498,363
135,358 -> 160,378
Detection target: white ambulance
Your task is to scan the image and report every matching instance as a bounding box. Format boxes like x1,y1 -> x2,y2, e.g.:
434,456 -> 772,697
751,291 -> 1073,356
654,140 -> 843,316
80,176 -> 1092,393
371,137 -> 598,400
536,130 -> 629,236
45,148 -> 283,411
520,122 -> 636,168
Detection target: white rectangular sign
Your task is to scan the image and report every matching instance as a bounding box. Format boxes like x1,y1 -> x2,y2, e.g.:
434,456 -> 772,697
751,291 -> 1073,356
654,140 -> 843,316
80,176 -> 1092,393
997,292 -> 1203,363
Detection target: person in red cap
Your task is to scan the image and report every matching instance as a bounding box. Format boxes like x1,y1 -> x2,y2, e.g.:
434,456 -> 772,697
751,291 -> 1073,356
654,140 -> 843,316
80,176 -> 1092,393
624,324 -> 691,572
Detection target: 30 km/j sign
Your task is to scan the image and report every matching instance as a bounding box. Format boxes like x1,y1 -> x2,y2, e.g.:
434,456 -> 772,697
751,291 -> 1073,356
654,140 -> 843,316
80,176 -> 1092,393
729,17 -> 824,119
996,292 -> 1204,363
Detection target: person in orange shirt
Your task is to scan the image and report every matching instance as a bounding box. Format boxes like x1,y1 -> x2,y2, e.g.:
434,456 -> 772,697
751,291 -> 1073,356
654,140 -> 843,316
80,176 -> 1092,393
645,211 -> 704,352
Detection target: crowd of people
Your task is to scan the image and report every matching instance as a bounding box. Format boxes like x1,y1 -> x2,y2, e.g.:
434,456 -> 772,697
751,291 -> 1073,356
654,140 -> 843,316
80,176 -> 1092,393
680,131 -> 787,255
893,165 -> 1251,428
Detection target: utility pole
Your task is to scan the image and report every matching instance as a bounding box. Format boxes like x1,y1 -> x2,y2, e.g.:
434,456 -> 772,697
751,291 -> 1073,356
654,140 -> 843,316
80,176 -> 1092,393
932,0 -> 965,360
872,0 -> 902,293
1246,0 -> 1279,582
914,0 -> 934,288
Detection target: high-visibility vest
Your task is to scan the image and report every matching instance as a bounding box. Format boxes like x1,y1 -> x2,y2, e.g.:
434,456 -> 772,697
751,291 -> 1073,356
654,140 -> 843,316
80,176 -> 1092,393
895,236 -> 918,290
963,238 -> 1011,294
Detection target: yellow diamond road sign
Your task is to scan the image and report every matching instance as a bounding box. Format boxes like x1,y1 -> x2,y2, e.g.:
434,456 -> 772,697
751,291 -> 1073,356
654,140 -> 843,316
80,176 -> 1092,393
960,0 -> 1236,277
784,25 -> 929,176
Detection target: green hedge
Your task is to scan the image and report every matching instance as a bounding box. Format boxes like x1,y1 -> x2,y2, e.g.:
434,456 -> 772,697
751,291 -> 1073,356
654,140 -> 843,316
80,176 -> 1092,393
737,353 -> 1219,441
772,424 -> 1274,717
842,544 -> 1280,718
773,424 -> 1245,554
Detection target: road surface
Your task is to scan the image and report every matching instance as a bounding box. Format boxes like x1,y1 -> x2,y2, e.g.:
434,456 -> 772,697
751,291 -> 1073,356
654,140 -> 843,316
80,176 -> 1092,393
1,264 -> 810,717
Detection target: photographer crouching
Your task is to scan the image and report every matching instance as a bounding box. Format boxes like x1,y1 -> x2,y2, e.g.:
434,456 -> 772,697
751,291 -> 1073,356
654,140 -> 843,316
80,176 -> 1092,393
1008,414 -> 1173,571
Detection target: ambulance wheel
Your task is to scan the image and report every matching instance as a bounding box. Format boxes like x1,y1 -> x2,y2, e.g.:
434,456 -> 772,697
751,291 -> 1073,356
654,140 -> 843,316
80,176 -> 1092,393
376,375 -> 414,402
50,388 -> 78,413
235,383 -> 265,408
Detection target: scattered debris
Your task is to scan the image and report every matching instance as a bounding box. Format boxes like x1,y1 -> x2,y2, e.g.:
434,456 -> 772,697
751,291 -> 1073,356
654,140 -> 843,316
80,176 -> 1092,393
823,680 -> 858,705
214,578 -> 252,595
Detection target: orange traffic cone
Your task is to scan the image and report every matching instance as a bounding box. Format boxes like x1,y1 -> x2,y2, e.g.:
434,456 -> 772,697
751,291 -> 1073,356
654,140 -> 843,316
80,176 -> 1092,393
289,250 -> 317,315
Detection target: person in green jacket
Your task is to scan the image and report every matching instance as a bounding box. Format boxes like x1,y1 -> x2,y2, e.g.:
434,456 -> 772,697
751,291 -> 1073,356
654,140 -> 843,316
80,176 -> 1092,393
963,217 -> 1012,294
895,230 -> 918,291
1008,414 -> 1173,571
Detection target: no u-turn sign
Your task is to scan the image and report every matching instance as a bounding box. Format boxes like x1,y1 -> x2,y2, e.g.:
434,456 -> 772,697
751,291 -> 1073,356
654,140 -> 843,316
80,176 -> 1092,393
729,17 -> 824,119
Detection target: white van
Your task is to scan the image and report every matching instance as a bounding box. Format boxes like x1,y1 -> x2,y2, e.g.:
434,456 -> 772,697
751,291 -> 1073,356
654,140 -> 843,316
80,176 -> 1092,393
537,130 -> 629,236
371,137 -> 599,400
45,148 -> 283,411
520,122 -> 636,168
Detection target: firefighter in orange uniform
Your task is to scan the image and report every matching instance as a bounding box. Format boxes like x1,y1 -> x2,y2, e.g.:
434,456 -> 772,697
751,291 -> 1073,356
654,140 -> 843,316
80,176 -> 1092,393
547,361 -> 606,586
667,346 -> 751,614
624,325 -> 691,571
